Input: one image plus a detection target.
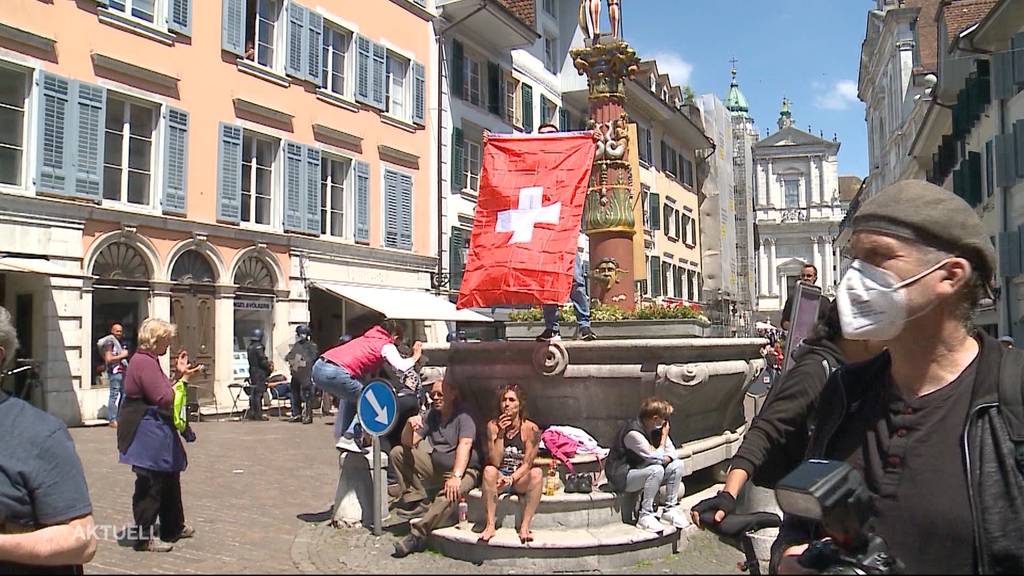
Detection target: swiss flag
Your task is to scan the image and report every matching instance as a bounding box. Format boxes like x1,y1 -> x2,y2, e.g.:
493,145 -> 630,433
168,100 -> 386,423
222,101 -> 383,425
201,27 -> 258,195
456,133 -> 596,309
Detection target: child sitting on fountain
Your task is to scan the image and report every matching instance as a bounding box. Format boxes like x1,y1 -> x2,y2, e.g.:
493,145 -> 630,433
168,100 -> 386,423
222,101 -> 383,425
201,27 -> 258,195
605,398 -> 687,533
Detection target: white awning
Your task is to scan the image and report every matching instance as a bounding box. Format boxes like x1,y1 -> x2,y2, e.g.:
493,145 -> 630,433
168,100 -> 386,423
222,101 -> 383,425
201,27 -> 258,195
313,282 -> 493,323
0,257 -> 80,278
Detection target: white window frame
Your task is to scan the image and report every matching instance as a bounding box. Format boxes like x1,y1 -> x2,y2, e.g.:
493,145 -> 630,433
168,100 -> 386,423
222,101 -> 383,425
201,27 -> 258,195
107,0 -> 163,26
542,0 -> 557,18
102,92 -> 160,211
0,62 -> 31,191
320,23 -> 352,98
320,153 -> 353,239
463,53 -> 482,108
544,36 -> 558,73
464,139 -> 481,193
507,74 -> 521,128
245,0 -> 285,71
240,130 -> 280,230
386,51 -> 411,122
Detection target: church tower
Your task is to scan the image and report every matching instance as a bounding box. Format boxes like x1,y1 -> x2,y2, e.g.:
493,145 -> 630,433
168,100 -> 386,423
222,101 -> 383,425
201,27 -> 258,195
727,65 -> 760,327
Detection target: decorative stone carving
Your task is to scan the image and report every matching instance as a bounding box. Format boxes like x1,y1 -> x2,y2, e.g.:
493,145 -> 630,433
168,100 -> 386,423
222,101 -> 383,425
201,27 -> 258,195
591,257 -> 628,293
660,363 -> 710,387
532,341 -> 570,377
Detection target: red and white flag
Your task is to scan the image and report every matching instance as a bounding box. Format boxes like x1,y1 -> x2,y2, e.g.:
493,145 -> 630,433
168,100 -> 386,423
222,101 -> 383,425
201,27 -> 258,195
456,133 -> 596,309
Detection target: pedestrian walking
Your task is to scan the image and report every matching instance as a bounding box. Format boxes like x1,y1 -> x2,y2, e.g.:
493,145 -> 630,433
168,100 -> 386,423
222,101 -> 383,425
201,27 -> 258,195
97,322 -> 129,428
117,318 -> 203,553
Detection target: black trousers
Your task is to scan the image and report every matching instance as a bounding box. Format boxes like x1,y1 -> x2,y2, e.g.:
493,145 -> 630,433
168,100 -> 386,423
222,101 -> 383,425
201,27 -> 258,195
248,382 -> 266,418
290,374 -> 313,418
132,469 -> 184,541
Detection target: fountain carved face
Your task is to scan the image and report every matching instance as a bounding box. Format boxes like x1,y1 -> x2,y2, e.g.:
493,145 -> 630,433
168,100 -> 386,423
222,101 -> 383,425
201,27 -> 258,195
592,257 -> 627,292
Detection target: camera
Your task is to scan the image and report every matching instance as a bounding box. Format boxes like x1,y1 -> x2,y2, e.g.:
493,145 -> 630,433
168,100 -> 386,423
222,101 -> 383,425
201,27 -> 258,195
775,460 -> 903,575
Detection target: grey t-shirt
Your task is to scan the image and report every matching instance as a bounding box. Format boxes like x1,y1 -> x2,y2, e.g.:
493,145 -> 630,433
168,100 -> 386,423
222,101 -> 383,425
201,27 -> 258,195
420,404 -> 480,471
0,393 -> 92,574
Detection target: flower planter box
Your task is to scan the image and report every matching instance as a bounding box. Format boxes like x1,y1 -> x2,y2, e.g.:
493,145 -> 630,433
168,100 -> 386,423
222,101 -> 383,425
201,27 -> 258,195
504,319 -> 707,340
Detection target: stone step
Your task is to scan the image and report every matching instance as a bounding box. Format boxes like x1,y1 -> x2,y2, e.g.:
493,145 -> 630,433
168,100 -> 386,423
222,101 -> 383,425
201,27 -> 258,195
429,523 -> 683,571
463,486 -> 637,530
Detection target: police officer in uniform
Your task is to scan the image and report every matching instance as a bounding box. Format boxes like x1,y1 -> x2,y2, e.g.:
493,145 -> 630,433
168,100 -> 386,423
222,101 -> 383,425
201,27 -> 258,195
285,325 -> 318,424
246,328 -> 271,421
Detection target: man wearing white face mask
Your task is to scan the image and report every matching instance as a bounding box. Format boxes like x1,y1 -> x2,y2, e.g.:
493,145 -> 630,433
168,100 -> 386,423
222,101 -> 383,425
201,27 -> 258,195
775,180 -> 1024,575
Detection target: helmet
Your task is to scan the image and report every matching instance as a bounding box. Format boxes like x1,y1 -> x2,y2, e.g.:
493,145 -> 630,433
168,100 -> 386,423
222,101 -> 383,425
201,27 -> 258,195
296,324 -> 311,337
251,328 -> 264,342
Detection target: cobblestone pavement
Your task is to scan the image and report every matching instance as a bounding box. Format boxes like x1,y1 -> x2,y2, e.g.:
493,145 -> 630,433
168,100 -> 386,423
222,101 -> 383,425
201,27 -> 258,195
71,418 -> 743,574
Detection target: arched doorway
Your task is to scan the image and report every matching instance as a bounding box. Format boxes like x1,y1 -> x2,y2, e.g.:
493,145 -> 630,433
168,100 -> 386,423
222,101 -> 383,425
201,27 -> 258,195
169,249 -> 217,404
90,241 -> 151,388
232,255 -> 276,361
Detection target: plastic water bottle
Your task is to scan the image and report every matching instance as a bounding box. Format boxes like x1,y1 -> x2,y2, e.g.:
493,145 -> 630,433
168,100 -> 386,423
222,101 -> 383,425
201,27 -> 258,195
457,496 -> 468,529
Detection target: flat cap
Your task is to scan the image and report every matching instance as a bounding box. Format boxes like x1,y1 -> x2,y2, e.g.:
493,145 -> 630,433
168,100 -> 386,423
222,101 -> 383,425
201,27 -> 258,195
851,180 -> 996,284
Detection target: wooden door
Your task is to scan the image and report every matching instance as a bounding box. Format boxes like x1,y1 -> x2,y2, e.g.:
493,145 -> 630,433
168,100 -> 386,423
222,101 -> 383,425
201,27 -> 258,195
170,292 -> 216,404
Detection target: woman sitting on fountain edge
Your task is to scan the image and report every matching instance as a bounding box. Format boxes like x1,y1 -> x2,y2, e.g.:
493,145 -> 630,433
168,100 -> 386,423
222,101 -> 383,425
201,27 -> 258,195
478,383 -> 544,544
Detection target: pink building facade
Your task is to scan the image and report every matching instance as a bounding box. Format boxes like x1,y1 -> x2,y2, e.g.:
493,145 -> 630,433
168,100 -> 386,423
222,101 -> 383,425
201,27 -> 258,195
0,0 -> 439,424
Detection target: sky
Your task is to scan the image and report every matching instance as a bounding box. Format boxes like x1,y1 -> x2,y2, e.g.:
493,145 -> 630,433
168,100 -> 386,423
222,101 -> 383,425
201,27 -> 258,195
625,0 -> 871,177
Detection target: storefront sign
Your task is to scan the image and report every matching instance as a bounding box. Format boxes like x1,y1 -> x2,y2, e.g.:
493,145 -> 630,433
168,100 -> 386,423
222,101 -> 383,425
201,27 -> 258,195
234,299 -> 272,311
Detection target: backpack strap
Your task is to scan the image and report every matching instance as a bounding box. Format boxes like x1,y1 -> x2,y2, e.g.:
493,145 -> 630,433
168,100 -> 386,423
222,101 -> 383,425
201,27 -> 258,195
997,348 -> 1024,473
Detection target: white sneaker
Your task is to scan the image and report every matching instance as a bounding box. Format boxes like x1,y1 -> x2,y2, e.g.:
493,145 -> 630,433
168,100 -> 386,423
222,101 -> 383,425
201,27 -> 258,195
636,514 -> 664,533
660,507 -> 689,529
335,436 -> 366,453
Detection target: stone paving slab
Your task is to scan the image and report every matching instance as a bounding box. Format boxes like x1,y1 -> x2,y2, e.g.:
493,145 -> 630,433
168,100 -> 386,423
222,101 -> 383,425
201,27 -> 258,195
69,418 -> 743,574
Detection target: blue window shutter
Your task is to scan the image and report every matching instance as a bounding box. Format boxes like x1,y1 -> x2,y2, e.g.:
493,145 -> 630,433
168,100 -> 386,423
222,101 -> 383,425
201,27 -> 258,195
559,108 -> 569,132
354,160 -> 370,242
221,0 -> 246,56
650,258 -> 662,297
306,10 -> 323,85
283,142 -> 305,232
304,146 -> 321,234
997,133 -> 1016,187
451,127 -> 464,191
450,228 -> 466,291
383,169 -> 400,248
371,42 -> 387,110
412,61 -> 426,126
1016,120 -> 1024,178
73,81 -> 105,200
216,123 -> 243,223
993,51 -> 1015,101
35,72 -> 72,196
167,0 -> 192,36
399,172 -> 413,250
451,40 -> 465,100
355,35 -> 372,105
649,192 -> 660,230
162,107 -> 189,215
521,83 -> 533,133
285,3 -> 307,79
1013,33 -> 1024,86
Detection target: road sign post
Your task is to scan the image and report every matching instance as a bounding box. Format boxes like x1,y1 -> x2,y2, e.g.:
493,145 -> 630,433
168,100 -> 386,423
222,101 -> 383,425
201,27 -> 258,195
357,380 -> 398,536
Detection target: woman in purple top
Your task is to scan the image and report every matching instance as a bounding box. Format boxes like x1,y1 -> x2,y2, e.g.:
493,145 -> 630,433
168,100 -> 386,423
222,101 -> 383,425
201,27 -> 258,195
117,319 -> 202,553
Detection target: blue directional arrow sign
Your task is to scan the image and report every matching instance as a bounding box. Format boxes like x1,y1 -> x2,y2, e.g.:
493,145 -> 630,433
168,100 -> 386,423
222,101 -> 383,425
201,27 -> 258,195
357,380 -> 398,437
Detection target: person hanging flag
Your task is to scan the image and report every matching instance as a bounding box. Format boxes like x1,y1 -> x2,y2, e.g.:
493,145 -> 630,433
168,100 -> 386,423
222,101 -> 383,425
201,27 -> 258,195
456,132 -> 596,309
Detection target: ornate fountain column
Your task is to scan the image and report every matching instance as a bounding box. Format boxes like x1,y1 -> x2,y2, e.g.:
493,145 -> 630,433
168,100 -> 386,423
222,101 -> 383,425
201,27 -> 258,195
571,26 -> 641,311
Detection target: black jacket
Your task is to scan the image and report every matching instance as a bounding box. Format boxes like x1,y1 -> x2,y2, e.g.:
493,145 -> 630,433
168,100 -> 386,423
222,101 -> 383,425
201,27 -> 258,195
285,339 -> 318,382
606,418 -> 664,491
778,334 -> 1024,574
732,337 -> 844,488
246,341 -> 270,386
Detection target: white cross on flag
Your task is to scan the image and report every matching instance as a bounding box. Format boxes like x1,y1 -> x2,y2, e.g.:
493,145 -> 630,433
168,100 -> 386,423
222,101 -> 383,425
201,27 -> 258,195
456,133 -> 596,309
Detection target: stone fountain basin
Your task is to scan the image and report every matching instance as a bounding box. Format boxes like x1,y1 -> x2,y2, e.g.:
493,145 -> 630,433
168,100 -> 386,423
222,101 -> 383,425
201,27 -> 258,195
421,338 -> 765,470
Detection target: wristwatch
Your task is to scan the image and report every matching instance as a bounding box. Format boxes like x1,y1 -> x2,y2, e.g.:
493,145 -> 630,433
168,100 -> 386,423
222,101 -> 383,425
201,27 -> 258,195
453,471 -> 464,479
